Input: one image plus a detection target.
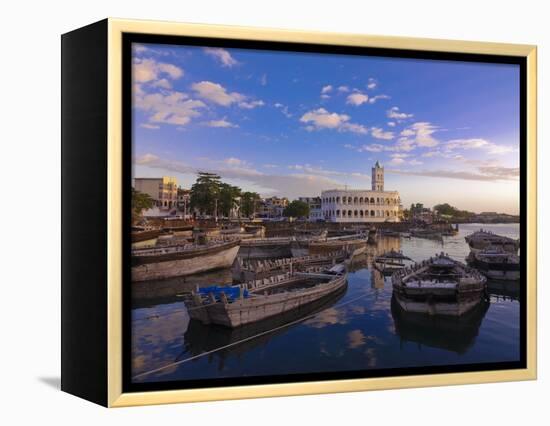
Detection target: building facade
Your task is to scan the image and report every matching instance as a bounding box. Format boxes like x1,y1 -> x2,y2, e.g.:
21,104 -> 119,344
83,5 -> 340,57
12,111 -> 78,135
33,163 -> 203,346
321,162 -> 401,223
258,197 -> 289,219
298,196 -> 323,222
134,177 -> 178,210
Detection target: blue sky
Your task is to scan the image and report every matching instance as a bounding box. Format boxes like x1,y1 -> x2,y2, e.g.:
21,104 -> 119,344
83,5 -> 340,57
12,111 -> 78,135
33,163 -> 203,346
132,43 -> 520,214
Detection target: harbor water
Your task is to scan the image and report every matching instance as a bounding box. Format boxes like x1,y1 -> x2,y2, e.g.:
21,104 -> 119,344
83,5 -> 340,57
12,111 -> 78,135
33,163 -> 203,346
131,223 -> 521,383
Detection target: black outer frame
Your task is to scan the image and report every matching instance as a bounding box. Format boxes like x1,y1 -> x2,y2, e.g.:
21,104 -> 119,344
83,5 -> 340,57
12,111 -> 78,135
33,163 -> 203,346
121,33 -> 527,394
61,19 -> 109,406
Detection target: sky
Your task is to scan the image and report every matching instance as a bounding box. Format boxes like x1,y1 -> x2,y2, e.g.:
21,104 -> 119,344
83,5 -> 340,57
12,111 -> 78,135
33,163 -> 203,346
132,42 -> 520,214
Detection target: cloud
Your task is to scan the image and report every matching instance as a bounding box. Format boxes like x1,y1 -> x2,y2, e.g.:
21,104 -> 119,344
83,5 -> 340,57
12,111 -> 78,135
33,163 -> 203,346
203,47 -> 238,67
274,103 -> 292,118
401,122 -> 439,147
338,85 -> 350,93
191,81 -> 245,106
238,100 -> 265,109
346,92 -> 369,106
321,85 -> 333,94
387,121 -> 396,127
387,166 -> 519,182
387,106 -> 414,121
191,81 -> 264,109
134,91 -> 206,126
367,78 -> 377,89
371,127 -> 394,140
445,138 -> 516,155
133,58 -> 184,83
300,108 -> 367,134
202,118 -> 238,128
135,153 -> 351,198
260,73 -> 267,86
140,123 -> 160,130
368,94 -> 390,104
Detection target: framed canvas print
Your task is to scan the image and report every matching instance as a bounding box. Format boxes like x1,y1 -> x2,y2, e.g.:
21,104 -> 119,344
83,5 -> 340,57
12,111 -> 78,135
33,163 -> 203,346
61,18 -> 537,407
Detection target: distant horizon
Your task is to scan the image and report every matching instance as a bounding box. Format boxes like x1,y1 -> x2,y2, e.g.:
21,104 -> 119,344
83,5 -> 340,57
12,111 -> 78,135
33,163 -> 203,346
132,43 -> 520,215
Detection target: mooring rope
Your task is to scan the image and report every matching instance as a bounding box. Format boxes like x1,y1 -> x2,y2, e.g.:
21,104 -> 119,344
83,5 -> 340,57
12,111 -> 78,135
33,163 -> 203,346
132,289 -> 372,381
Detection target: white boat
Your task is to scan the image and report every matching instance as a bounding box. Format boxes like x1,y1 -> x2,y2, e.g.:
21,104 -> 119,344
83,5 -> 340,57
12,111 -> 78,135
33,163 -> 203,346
131,239 -> 240,282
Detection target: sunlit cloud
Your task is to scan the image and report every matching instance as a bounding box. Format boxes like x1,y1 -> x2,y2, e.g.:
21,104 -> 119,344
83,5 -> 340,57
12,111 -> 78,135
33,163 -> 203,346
203,47 -> 239,67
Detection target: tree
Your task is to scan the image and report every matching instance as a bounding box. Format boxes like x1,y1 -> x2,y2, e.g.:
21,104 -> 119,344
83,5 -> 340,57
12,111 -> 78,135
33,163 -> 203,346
283,200 -> 310,218
218,183 -> 242,218
189,172 -> 222,216
241,191 -> 261,218
131,188 -> 155,217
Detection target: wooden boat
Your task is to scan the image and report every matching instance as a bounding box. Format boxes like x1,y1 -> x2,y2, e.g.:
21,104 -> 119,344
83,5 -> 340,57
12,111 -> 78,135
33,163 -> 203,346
465,229 -> 519,254
131,239 -> 240,282
290,229 -> 329,257
410,228 -> 442,240
391,252 -> 487,316
238,237 -> 293,259
233,250 -> 347,282
466,247 -> 520,281
308,234 -> 367,256
185,265 -> 348,328
374,249 -> 414,275
391,295 -> 489,354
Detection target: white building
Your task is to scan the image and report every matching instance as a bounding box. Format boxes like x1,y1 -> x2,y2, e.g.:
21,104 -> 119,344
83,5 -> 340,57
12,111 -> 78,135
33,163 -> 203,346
321,161 -> 401,223
298,196 -> 323,222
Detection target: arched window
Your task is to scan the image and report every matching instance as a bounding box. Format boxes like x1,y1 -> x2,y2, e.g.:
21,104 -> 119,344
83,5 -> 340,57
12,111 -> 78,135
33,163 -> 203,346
342,210 -> 346,217
336,210 -> 340,217
359,197 -> 363,204
354,210 -> 358,217
370,197 -> 375,203
348,210 -> 352,217
370,210 -> 375,217
360,210 -> 364,217
336,197 -> 340,203
347,196 -> 352,203
353,197 -> 358,204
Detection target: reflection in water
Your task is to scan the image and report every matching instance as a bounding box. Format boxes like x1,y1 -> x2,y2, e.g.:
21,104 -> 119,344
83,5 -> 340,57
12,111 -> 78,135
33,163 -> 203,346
391,295 -> 490,354
182,288 -> 346,369
132,223 -> 521,383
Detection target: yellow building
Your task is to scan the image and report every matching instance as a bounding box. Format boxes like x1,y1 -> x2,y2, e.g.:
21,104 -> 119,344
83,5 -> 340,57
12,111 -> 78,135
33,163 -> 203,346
134,177 -> 178,210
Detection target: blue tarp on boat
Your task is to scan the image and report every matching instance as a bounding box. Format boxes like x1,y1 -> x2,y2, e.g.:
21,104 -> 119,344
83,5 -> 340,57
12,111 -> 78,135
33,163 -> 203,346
198,285 -> 249,300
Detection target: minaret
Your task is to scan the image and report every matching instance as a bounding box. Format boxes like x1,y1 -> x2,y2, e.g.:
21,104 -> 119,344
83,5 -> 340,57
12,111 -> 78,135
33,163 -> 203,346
372,161 -> 384,191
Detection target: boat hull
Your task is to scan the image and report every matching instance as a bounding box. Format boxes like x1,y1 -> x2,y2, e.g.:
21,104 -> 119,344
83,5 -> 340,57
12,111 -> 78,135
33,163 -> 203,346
132,243 -> 239,282
189,275 -> 348,328
393,291 -> 485,316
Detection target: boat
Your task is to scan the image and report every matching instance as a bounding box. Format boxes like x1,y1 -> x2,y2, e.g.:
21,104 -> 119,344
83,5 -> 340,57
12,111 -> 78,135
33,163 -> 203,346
391,295 -> 489,354
238,237 -> 293,259
410,228 -> 442,240
374,249 -> 414,275
131,239 -> 240,282
466,247 -> 520,281
233,250 -> 348,282
367,227 -> 378,244
391,252 -> 487,316
290,229 -> 328,257
465,229 -> 519,254
308,237 -> 367,257
185,265 -> 348,328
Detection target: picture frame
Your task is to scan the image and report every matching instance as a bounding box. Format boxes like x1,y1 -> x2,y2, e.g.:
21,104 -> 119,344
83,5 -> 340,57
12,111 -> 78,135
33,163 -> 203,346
61,18 -> 537,407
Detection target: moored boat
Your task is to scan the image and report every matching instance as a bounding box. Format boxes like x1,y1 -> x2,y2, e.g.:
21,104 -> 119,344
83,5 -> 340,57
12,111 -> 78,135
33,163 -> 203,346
391,252 -> 487,316
465,229 -> 519,254
131,239 -> 240,282
185,266 -> 348,328
233,250 -> 347,282
374,249 -> 414,275
466,247 -> 520,281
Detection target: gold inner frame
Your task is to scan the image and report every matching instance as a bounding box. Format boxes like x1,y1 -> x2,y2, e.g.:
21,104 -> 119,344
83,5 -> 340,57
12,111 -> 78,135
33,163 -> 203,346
106,18 -> 537,407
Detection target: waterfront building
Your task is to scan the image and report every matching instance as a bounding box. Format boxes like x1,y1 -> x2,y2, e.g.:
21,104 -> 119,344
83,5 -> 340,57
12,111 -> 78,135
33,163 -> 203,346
176,187 -> 191,218
411,203 -> 435,224
298,196 -> 323,222
258,197 -> 289,219
320,162 -> 401,223
134,177 -> 178,210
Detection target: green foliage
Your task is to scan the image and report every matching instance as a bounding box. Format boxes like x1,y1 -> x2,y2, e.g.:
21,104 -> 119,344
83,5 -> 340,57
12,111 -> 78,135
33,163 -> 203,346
131,188 -> 155,217
189,172 -> 222,216
218,183 -> 242,217
283,200 -> 310,218
433,203 -> 475,219
241,191 -> 261,217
